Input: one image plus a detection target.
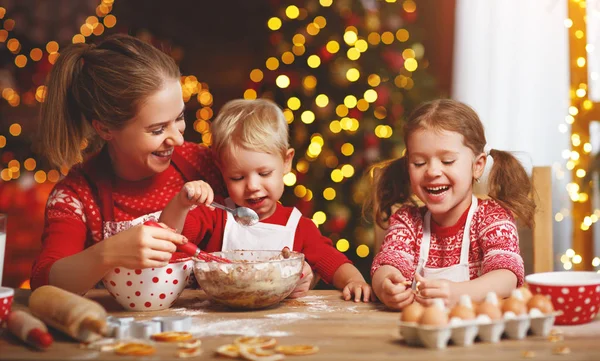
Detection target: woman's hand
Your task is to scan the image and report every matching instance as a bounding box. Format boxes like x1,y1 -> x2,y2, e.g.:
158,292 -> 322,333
342,280 -> 375,303
101,222 -> 188,269
414,273 -> 457,307
287,262 -> 313,299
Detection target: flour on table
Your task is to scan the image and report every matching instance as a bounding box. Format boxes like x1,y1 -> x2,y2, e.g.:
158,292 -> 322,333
171,307 -> 206,316
190,318 -> 294,337
266,312 -> 316,320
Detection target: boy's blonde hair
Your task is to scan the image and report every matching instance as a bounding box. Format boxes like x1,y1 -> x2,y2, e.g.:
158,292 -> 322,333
211,99 -> 290,160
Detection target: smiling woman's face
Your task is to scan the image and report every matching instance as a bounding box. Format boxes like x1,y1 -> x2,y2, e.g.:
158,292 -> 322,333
104,79 -> 186,181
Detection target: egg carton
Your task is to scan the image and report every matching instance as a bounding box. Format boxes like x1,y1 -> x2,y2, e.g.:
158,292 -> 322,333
398,311 -> 559,349
105,316 -> 192,339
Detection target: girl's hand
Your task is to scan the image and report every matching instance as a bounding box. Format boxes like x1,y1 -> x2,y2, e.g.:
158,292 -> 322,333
378,273 -> 415,310
287,262 -> 313,299
342,280 -> 375,303
101,223 -> 188,269
179,181 -> 215,209
414,273 -> 457,307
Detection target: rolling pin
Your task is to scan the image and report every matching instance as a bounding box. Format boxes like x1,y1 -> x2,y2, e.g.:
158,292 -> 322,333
29,285 -> 108,343
6,310 -> 54,350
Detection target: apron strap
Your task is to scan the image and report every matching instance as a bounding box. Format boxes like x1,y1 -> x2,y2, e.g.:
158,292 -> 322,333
286,208 -> 302,227
459,196 -> 478,265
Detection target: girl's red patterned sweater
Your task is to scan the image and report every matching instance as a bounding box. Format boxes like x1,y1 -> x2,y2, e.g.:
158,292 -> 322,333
371,198 -> 525,287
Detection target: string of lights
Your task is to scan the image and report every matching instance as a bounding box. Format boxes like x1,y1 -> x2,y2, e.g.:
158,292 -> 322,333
558,0 -> 599,271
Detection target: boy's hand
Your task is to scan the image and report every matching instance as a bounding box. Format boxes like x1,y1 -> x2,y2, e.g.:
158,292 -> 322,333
378,273 -> 414,310
287,262 -> 313,299
180,181 -> 214,209
342,280 -> 375,303
414,273 -> 456,307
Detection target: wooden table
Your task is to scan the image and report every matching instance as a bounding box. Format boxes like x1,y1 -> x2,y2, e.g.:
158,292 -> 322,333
1,289 -> 599,360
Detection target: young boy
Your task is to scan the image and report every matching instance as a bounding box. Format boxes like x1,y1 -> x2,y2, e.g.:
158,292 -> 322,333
160,99 -> 372,302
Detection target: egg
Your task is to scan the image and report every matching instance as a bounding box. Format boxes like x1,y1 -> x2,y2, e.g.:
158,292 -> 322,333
527,294 -> 554,314
449,305 -> 476,320
420,299 -> 449,326
518,286 -> 533,303
400,302 -> 425,323
502,297 -> 527,315
476,302 -> 503,320
449,294 -> 476,320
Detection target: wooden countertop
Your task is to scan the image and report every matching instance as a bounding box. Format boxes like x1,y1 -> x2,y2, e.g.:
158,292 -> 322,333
1,289 -> 599,360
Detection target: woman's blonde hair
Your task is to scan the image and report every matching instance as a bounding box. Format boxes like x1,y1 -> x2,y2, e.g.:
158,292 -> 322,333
39,34 -> 180,168
364,99 -> 535,229
211,99 -> 290,160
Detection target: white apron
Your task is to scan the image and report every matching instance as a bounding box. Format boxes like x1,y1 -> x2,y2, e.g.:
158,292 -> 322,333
221,198 -> 302,251
417,196 -> 478,283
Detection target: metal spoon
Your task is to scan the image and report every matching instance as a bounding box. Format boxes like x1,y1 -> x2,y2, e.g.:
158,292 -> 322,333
210,201 -> 259,226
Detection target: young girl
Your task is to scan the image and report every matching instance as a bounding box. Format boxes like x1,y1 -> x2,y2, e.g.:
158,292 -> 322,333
159,99 -> 373,302
367,99 -> 534,310
30,34 -> 226,294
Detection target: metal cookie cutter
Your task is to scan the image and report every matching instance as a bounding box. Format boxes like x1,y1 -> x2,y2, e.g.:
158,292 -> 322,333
106,316 -> 135,339
129,320 -> 162,339
152,316 -> 192,332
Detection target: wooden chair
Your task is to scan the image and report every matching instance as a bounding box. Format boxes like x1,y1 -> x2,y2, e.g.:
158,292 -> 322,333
372,166 -> 554,274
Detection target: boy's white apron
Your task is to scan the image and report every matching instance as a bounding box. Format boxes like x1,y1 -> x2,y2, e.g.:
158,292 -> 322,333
221,198 -> 302,251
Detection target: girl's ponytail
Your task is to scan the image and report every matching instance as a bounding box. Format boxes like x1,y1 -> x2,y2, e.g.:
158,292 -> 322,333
487,149 -> 535,228
363,156 -> 413,229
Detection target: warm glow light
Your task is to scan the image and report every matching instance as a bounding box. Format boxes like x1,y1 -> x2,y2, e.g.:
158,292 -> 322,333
356,245 -> 370,258
368,74 -> 381,87
243,89 -> 257,100
312,211 -> 326,225
266,57 -> 280,70
343,30 -> 358,45
9,123 -> 22,136
315,94 -> 329,107
307,54 -> 321,68
281,51 -> 295,64
250,69 -> 264,82
303,75 -> 317,89
336,239 -> 350,252
323,187 -> 336,200
301,110 -> 315,124
276,75 -> 290,88
283,172 -> 297,186
364,89 -> 378,103
396,29 -> 410,42
341,143 -> 354,156
287,97 -> 301,110
381,32 -> 394,44
104,15 -> 117,28
346,68 -> 360,82
267,17 -> 282,30
326,40 -> 340,54
286,5 -> 300,19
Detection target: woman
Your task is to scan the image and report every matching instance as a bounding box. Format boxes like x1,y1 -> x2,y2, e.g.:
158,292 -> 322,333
30,34 -> 226,294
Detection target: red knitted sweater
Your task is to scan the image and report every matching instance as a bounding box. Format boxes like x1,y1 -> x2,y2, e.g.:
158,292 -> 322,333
30,142 -> 225,289
371,198 -> 524,287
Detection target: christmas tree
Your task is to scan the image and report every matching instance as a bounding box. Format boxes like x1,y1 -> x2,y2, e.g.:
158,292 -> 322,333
243,0 -> 438,276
